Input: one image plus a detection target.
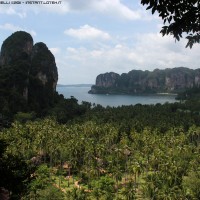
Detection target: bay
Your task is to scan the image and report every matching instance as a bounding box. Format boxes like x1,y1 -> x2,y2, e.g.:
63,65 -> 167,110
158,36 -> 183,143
56,86 -> 177,107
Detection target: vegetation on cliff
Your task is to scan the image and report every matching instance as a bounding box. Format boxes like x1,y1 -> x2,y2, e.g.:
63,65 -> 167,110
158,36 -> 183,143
89,67 -> 200,95
0,31 -> 59,119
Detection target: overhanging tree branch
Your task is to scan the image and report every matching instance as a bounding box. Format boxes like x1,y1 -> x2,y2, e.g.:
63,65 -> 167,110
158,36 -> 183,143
141,0 -> 200,48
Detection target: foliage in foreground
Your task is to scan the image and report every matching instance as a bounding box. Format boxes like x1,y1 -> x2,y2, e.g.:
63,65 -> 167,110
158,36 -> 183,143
0,109 -> 200,199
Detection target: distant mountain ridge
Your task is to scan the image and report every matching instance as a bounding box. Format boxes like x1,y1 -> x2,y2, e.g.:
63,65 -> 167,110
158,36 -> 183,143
57,84 -> 92,87
89,67 -> 200,94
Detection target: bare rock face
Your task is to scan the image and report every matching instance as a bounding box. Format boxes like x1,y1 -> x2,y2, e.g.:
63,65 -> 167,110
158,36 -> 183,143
89,72 -> 120,94
164,68 -> 195,91
0,31 -> 58,114
30,42 -> 58,91
195,69 -> 200,87
96,72 -> 120,88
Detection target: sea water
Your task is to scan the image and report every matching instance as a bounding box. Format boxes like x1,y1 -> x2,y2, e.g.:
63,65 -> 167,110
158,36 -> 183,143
57,86 -> 177,107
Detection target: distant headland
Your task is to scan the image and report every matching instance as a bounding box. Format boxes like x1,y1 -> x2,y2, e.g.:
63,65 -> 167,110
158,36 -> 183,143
89,67 -> 200,95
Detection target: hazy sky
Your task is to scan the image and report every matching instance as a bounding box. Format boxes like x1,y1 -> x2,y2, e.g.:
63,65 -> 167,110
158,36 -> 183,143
0,0 -> 200,84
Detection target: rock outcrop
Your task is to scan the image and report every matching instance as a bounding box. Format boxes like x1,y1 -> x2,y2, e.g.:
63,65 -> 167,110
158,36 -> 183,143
96,72 -> 120,88
0,31 -> 33,66
89,67 -> 200,94
0,31 -> 58,115
89,72 -> 120,94
30,42 -> 58,91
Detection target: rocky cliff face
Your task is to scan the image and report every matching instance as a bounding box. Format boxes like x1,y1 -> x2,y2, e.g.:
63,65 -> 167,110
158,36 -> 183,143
89,67 -> 200,94
30,42 -> 58,91
89,72 -> 120,94
164,68 -> 195,91
0,31 -> 58,114
0,31 -> 33,66
96,72 -> 120,88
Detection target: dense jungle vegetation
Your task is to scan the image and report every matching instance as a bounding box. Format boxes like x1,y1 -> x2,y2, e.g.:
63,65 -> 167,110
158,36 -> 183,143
1,0 -> 200,198
0,98 -> 200,200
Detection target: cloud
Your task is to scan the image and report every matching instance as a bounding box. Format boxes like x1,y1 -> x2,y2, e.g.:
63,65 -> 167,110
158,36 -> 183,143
0,6 -> 26,18
0,2 -> 69,18
65,0 -> 94,10
0,23 -> 36,36
65,0 -> 143,20
49,47 -> 60,55
0,0 -> 149,20
57,33 -> 200,84
132,33 -> 191,68
92,0 -> 141,20
39,2 -> 69,14
64,25 -> 111,40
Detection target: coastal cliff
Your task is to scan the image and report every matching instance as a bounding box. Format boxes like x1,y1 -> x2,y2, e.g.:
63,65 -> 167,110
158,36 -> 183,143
0,31 -> 58,115
89,68 -> 200,94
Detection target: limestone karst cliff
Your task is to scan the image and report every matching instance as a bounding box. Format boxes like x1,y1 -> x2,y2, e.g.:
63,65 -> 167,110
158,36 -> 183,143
0,31 -> 33,66
0,31 -> 58,115
89,68 -> 200,94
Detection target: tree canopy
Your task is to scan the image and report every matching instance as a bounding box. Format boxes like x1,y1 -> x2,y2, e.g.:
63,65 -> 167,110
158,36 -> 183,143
141,0 -> 200,48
